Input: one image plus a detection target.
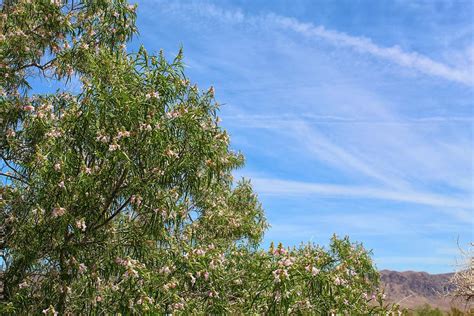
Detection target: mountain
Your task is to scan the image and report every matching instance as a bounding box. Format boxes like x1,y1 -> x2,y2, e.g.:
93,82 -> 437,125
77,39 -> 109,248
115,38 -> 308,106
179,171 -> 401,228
380,270 -> 471,312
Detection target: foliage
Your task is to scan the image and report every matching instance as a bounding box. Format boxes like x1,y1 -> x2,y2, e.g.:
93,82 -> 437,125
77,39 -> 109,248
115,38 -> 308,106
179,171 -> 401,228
401,304 -> 473,316
1,1 -> 395,314
412,304 -> 444,316
451,243 -> 473,303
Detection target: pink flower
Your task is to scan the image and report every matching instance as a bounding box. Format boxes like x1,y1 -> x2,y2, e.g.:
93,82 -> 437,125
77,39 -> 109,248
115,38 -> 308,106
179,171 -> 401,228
117,130 -> 130,139
79,263 -> 87,273
208,290 -> 218,298
108,143 -> 120,151
193,248 -> 206,256
279,257 -> 295,267
58,181 -> 65,189
6,129 -> 15,137
159,266 -> 171,275
24,105 -> 34,111
52,207 -> 66,218
273,248 -> 287,256
311,267 -> 320,276
42,306 -> 58,316
75,218 -> 86,231
172,302 -> 184,310
165,148 -> 178,158
54,163 -> 61,171
272,269 -> 289,283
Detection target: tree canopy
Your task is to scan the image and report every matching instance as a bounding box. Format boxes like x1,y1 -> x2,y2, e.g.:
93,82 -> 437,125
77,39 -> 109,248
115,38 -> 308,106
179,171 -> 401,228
1,1 -> 395,314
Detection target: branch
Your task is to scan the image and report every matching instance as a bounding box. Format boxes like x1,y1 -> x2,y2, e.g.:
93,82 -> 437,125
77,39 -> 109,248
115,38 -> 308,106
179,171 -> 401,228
0,154 -> 28,183
0,172 -> 29,186
90,196 -> 132,232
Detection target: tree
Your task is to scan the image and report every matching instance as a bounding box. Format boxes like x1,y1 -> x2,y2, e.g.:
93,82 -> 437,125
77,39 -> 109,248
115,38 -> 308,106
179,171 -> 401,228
451,243 -> 473,304
1,1 -> 395,314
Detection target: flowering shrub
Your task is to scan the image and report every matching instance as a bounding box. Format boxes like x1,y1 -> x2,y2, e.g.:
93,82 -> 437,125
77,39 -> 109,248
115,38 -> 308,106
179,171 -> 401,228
0,1 -> 396,314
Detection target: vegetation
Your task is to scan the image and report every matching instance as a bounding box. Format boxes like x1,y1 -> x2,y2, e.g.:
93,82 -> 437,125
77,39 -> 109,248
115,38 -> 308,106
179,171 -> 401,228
1,1 -> 395,314
451,243 -> 473,303
401,305 -> 472,316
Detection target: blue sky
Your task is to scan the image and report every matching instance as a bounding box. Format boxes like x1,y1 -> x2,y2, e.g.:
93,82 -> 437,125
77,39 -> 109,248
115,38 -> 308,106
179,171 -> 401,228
130,0 -> 474,273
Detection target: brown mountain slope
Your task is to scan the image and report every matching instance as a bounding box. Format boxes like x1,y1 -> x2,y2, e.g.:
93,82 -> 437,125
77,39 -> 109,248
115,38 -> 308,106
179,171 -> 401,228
380,270 -> 472,312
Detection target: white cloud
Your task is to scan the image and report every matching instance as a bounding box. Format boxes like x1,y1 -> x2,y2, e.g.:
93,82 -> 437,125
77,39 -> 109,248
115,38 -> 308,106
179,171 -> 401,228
268,14 -> 473,86
250,177 -> 472,220
157,1 -> 473,86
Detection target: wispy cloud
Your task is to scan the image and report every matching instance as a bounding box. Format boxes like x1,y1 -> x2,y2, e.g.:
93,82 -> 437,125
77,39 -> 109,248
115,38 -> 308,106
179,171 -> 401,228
250,177 -> 471,216
224,113 -> 474,124
157,1 -> 474,86
268,14 -> 473,86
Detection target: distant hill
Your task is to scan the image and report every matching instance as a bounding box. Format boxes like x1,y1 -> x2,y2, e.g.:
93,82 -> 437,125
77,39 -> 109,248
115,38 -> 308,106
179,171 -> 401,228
380,270 -> 472,312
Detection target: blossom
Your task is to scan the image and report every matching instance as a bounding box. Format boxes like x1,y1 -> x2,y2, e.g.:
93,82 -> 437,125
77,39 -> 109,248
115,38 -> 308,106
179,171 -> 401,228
117,130 -> 130,139
306,265 -> 320,276
24,105 -> 34,111
279,257 -> 295,267
19,281 -> 29,289
46,130 -> 62,138
159,266 -> 171,275
108,143 -> 120,151
96,133 -> 109,143
165,111 -> 179,119
76,218 -> 86,231
146,91 -> 159,99
54,163 -> 61,171
208,290 -> 218,298
42,306 -> 58,316
58,181 -> 65,189
6,129 -> 15,137
130,195 -> 142,206
79,263 -> 87,273
193,248 -> 206,256
172,302 -> 184,310
139,123 -> 152,132
52,207 -> 66,218
165,148 -> 178,158
273,248 -> 287,256
334,277 -> 345,286
272,269 -> 289,283
163,282 -> 177,290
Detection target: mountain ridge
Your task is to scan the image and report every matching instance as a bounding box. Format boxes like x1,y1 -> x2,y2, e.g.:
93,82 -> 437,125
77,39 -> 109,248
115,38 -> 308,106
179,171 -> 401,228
379,269 -> 471,312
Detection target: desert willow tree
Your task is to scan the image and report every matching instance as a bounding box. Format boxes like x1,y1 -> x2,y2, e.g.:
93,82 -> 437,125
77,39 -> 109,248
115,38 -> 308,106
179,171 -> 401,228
0,1 -> 394,314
